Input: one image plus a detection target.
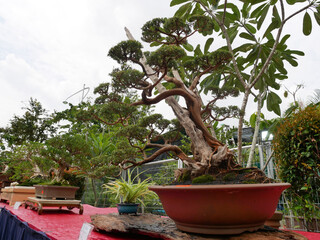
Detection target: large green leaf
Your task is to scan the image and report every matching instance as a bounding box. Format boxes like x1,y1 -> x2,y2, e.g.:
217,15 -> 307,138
182,43 -> 194,52
174,2 -> 193,18
199,0 -> 209,7
263,19 -> 280,38
303,12 -> 312,36
234,43 -> 254,53
278,34 -> 291,47
270,0 -> 278,5
272,6 -> 281,23
194,44 -> 203,56
249,113 -> 257,128
239,0 -> 266,5
251,3 -> 267,18
272,55 -> 287,74
314,12 -> 320,26
227,25 -> 239,44
170,0 -> 190,7
257,5 -> 270,30
282,53 -> 298,67
239,32 -> 256,41
204,38 -> 214,53
286,0 -> 296,5
245,23 -> 256,34
267,92 -> 282,116
286,50 -> 304,56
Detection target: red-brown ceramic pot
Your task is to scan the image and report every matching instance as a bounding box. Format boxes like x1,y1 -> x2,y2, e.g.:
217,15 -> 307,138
149,183 -> 290,235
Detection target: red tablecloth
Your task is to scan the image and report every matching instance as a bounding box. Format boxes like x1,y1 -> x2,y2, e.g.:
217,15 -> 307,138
0,202 -> 319,240
0,202 -> 152,240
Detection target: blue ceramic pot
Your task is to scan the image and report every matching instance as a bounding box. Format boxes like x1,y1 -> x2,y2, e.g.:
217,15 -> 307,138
117,203 -> 139,214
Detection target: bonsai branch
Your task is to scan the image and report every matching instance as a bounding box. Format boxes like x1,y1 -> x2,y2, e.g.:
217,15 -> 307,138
120,144 -> 196,170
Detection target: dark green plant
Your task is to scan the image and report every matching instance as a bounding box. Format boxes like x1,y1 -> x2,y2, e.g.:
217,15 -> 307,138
144,162 -> 177,185
192,174 -> 214,184
0,98 -> 57,149
63,172 -> 86,200
273,105 -> 320,228
222,172 -> 236,182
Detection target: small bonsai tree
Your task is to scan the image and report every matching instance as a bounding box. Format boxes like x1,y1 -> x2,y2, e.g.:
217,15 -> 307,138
40,133 -> 91,184
273,105 -> 320,229
90,0 -> 320,182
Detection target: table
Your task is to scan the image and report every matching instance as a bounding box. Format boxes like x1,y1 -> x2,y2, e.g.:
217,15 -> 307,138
25,197 -> 83,215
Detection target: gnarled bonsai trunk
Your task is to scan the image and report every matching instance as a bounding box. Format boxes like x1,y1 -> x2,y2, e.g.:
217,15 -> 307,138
125,28 -> 236,179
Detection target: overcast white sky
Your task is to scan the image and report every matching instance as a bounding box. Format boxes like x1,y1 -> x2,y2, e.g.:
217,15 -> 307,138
0,0 -> 319,128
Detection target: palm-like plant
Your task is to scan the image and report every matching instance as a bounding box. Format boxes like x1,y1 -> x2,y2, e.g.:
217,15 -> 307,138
103,169 -> 157,205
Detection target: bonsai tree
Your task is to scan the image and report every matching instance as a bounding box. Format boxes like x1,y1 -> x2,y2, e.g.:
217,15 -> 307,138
6,141 -> 52,183
40,133 -> 91,184
91,0 -> 320,182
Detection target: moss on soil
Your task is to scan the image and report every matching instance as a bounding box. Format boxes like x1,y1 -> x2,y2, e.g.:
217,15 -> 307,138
172,167 -> 273,185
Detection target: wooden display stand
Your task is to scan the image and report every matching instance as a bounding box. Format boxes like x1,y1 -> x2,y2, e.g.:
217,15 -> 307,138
0,186 -> 35,206
25,197 -> 83,215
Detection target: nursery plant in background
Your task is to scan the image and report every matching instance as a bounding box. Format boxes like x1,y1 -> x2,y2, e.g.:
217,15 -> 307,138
273,105 -> 320,231
81,130 -> 118,206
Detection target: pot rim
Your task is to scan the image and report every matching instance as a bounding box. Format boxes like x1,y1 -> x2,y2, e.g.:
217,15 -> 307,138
117,203 -> 139,206
149,182 -> 291,190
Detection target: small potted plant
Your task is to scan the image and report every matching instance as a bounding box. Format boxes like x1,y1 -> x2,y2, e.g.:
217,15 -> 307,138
103,169 -> 157,214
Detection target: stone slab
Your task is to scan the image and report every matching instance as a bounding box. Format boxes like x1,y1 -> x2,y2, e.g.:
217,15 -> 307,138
91,213 -> 307,240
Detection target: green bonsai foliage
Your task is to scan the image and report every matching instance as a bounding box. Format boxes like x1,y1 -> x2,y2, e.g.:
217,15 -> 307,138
192,174 -> 215,184
108,40 -> 143,64
40,134 -> 91,183
273,105 -> 320,225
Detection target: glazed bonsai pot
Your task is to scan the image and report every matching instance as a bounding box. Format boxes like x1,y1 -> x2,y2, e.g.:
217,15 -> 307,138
149,183 -> 290,235
34,185 -> 79,200
117,203 -> 139,214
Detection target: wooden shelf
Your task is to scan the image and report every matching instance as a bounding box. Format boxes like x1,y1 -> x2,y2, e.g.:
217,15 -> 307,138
25,197 -> 83,215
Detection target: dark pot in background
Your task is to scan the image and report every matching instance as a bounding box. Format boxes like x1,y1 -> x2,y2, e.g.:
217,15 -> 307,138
117,203 -> 139,214
34,185 -> 79,200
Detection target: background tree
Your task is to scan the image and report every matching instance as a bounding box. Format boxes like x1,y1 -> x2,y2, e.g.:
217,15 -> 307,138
0,98 -> 57,149
0,98 -> 57,181
80,130 -> 118,206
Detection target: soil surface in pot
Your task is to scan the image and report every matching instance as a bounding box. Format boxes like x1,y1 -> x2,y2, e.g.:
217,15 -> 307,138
171,167 -> 274,185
